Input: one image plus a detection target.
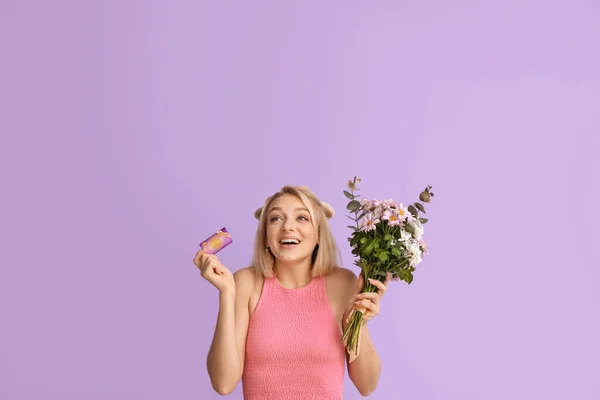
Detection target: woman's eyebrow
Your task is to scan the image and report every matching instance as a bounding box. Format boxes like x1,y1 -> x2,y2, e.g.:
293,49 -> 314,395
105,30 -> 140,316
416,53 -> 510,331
268,207 -> 309,213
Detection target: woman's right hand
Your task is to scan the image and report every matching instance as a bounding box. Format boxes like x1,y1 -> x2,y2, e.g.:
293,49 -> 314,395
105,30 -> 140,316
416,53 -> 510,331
193,250 -> 235,294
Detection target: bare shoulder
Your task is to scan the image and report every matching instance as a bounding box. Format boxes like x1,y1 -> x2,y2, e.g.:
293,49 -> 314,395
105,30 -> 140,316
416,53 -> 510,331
325,267 -> 358,322
326,266 -> 358,292
233,266 -> 257,294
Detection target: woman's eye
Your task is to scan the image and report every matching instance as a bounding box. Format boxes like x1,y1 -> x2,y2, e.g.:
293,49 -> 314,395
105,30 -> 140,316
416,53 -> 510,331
270,215 -> 309,222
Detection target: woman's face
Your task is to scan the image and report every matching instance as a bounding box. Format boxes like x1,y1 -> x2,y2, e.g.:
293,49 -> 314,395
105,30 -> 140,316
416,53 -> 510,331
265,194 -> 318,265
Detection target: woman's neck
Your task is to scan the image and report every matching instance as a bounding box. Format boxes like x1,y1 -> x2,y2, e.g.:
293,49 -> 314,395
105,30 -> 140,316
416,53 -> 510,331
273,261 -> 313,289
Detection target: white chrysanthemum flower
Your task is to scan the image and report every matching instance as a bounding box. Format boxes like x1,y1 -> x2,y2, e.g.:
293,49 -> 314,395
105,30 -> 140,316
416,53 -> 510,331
398,230 -> 412,242
410,219 -> 425,241
405,240 -> 423,267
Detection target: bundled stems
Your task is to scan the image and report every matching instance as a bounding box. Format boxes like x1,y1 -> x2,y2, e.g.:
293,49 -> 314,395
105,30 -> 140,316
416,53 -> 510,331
342,278 -> 378,355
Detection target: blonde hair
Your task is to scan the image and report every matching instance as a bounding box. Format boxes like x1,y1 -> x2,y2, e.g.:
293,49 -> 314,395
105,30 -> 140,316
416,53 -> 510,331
251,185 -> 340,278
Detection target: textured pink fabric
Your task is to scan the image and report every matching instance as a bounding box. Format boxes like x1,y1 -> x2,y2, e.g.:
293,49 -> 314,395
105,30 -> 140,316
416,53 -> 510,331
242,276 -> 346,400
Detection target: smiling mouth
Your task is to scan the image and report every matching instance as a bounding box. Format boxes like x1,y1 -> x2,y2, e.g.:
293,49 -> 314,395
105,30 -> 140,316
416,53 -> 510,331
279,239 -> 301,246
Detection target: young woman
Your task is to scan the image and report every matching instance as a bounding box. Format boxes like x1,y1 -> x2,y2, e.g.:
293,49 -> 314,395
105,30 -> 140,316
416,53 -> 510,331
194,185 -> 388,399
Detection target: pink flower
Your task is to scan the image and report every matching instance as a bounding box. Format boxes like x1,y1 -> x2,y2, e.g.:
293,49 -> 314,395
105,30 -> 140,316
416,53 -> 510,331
382,209 -> 402,226
360,198 -> 373,211
382,199 -> 395,209
360,213 -> 379,232
395,202 -> 411,222
419,238 -> 429,255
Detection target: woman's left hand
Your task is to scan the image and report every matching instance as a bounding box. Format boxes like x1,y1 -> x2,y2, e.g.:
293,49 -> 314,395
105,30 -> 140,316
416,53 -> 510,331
343,272 -> 391,328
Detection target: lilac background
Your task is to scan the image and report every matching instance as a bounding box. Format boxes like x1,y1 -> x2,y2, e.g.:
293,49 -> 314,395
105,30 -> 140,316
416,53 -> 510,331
1,1 -> 599,399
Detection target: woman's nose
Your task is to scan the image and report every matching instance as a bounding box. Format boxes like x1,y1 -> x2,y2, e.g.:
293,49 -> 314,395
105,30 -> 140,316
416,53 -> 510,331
282,219 -> 295,231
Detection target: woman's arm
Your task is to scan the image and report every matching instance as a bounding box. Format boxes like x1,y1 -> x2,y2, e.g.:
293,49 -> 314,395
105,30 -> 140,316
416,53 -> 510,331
335,268 -> 384,396
346,324 -> 382,396
203,262 -> 253,394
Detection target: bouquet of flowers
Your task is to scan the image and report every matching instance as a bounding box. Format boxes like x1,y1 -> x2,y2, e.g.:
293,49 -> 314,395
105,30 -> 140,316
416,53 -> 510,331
341,176 -> 435,361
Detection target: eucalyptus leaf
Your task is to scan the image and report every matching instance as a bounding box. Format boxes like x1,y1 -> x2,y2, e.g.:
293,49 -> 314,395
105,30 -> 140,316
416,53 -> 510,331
347,200 -> 361,212
344,190 -> 354,199
408,205 -> 418,217
415,203 -> 426,213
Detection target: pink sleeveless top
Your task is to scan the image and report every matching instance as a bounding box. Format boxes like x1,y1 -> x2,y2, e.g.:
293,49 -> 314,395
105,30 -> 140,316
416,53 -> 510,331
242,276 -> 346,400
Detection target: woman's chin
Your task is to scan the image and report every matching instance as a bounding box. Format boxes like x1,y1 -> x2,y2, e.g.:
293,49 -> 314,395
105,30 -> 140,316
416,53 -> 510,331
275,253 -> 311,264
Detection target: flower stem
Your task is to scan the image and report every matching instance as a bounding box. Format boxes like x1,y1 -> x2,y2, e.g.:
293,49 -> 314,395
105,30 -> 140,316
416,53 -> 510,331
342,305 -> 366,356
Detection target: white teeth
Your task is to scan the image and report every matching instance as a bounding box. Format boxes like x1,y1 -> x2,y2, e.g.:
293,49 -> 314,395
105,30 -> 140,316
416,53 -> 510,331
280,239 -> 300,244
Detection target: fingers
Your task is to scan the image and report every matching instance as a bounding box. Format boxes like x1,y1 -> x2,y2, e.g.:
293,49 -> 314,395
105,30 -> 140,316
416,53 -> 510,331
194,253 -> 225,276
193,249 -> 204,267
356,292 -> 379,305
354,298 -> 378,311
353,299 -> 379,321
368,278 -> 388,297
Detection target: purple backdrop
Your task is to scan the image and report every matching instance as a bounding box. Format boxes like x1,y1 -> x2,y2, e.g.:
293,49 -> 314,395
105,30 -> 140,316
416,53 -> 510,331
1,1 -> 599,399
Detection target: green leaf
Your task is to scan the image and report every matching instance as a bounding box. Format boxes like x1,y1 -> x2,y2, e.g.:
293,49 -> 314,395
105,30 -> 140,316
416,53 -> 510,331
363,238 -> 378,256
404,223 -> 415,234
408,205 -> 418,218
384,233 -> 393,242
346,200 -> 361,212
347,225 -> 357,230
378,251 -> 389,262
415,203 -> 426,214
343,190 -> 354,199
419,218 -> 428,224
